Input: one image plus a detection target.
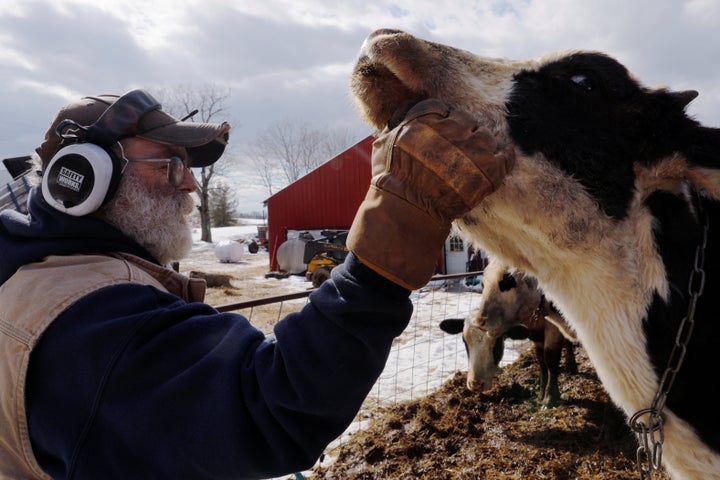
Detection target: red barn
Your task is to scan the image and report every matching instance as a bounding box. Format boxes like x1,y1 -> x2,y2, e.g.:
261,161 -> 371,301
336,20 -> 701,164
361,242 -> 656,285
265,136 -> 374,271
263,135 -> 473,278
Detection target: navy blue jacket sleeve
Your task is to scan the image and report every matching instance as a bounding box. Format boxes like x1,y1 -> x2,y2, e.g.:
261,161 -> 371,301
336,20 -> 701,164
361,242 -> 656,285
25,253 -> 412,480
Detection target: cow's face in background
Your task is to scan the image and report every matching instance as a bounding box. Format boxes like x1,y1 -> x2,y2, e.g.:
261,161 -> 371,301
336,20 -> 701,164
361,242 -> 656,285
438,316 -> 504,392
439,316 -> 528,392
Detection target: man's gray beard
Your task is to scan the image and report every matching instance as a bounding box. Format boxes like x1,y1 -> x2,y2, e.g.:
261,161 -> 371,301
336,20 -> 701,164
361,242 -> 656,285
101,169 -> 195,265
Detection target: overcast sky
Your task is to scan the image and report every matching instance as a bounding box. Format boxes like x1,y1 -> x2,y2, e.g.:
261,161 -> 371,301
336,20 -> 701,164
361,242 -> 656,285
1,0 -> 719,211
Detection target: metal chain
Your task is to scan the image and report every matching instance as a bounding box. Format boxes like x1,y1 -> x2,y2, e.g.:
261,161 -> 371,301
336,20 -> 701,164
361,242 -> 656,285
629,195 -> 709,479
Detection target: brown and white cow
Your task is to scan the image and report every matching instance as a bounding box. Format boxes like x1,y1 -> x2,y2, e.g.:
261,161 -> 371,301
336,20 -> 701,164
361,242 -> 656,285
440,257 -> 577,407
351,29 -> 720,479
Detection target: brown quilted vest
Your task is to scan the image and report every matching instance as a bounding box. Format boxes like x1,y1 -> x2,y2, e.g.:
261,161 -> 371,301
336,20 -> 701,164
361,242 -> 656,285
0,253 -> 205,479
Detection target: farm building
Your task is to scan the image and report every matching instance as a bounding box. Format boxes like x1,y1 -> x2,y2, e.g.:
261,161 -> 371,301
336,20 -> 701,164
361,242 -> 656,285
264,135 -> 373,272
263,135 -> 481,278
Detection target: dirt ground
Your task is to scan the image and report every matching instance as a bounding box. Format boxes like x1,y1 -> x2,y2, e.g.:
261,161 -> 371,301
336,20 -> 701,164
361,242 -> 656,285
315,348 -> 671,480
179,245 -> 310,332
179,245 -> 671,480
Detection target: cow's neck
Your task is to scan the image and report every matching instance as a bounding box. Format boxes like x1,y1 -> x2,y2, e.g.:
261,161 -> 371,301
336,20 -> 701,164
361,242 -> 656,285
458,158 -> 671,413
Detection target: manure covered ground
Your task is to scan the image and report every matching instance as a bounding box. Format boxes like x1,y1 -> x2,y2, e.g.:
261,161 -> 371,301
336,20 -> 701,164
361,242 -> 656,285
314,348 -> 671,479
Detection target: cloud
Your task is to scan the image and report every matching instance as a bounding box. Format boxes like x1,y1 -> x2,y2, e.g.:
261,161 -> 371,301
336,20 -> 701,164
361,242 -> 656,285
1,0 -> 718,210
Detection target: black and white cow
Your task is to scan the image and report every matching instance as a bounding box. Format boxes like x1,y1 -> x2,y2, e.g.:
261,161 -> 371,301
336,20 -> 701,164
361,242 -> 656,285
351,29 -> 720,479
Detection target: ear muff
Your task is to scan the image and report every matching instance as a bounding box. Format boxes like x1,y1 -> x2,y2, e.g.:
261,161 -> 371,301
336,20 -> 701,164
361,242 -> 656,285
41,143 -> 124,216
42,89 -> 161,216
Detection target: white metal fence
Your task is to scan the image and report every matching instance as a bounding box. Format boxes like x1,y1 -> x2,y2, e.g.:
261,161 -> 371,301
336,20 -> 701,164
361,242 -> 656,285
217,272 -> 530,479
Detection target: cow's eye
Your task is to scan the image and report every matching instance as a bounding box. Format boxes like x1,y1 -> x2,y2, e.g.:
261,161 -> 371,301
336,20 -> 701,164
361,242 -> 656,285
570,74 -> 593,91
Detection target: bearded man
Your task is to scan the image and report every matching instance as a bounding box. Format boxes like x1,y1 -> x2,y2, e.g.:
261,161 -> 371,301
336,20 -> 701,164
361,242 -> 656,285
0,91 -> 513,479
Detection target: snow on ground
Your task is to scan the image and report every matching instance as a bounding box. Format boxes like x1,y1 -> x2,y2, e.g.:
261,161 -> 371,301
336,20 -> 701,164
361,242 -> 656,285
188,221 -> 312,298
191,220 -> 264,249
192,224 -> 531,480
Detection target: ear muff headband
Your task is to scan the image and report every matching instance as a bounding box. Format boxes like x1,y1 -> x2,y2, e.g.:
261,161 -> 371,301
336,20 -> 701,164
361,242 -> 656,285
55,89 -> 161,147
41,143 -> 117,216
84,89 -> 161,146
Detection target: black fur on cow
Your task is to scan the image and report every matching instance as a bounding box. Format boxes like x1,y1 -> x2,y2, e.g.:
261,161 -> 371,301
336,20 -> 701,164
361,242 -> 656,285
507,52 -> 720,449
351,29 -> 720,478
507,52 -> 708,220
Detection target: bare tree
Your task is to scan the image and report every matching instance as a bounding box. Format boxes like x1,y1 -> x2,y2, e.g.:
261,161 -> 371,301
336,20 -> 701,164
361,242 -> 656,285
153,84 -> 232,243
254,121 -> 312,184
317,127 -> 355,161
248,121 -> 356,197
245,143 -> 280,197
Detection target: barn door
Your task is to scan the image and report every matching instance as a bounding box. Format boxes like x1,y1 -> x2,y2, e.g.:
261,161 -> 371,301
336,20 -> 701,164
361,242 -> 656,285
444,234 -> 468,274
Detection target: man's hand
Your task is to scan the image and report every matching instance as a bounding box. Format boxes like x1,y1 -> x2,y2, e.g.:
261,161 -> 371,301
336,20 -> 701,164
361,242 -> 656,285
347,99 -> 515,290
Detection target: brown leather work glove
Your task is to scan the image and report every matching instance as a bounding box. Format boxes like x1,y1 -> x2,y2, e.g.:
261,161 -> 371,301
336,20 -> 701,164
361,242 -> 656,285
347,99 -> 515,290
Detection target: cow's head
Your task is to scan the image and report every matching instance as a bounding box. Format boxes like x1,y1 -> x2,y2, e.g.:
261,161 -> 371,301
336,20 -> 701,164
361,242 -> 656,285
439,317 -> 528,392
351,28 -> 720,306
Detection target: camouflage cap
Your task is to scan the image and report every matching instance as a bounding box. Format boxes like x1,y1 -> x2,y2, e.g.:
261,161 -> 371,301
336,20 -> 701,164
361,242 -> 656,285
36,91 -> 230,168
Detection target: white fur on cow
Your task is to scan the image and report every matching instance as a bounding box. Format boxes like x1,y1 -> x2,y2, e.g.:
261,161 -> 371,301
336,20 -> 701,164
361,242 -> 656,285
351,29 -> 720,479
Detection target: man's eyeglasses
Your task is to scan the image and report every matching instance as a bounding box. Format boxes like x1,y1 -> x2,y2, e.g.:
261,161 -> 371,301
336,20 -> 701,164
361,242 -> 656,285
125,156 -> 187,187
114,142 -> 192,188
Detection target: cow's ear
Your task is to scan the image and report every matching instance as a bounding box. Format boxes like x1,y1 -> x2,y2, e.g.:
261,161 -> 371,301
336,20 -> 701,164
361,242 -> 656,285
669,89 -> 699,110
439,318 -> 464,334
635,89 -> 720,200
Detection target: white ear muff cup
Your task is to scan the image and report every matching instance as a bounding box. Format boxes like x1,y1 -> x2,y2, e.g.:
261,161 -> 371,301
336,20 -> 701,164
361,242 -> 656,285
41,143 -> 117,216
